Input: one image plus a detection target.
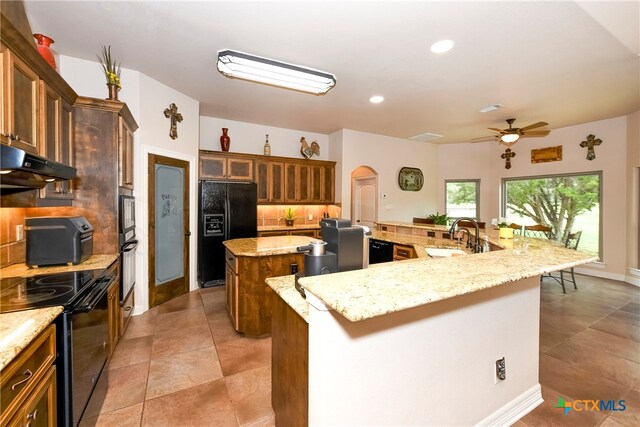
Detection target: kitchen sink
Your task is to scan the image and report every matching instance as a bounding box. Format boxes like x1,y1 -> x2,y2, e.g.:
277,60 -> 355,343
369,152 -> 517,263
426,248 -> 467,258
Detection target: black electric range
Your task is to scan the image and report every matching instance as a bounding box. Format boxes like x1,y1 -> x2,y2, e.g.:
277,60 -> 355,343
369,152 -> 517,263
0,269 -> 116,427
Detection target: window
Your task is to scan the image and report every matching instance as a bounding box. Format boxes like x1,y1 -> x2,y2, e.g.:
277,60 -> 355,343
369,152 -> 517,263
502,172 -> 601,258
445,180 -> 480,219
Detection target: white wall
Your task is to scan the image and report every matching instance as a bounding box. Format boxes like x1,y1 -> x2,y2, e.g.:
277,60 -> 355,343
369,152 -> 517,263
200,116 -> 329,160
336,129 -> 439,221
438,115 -> 630,278
626,111 -> 640,283
59,55 -> 200,314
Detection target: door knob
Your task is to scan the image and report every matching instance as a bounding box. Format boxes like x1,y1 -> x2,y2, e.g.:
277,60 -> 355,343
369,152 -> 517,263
185,231 -> 191,237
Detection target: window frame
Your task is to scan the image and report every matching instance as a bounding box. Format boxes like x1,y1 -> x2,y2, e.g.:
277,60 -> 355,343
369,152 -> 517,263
501,170 -> 603,260
444,179 -> 481,220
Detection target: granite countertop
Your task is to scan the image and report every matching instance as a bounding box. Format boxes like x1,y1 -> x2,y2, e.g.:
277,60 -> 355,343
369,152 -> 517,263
370,230 -> 472,258
224,235 -> 321,257
0,254 -> 119,279
298,236 -> 596,322
258,224 -> 321,232
266,275 -> 310,322
0,306 -> 62,371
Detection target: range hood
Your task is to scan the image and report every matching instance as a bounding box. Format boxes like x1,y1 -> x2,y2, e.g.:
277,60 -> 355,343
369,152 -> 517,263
1,144 -> 77,192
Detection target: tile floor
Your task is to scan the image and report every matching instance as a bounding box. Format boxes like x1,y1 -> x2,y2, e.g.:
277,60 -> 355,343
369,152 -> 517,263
80,274 -> 638,426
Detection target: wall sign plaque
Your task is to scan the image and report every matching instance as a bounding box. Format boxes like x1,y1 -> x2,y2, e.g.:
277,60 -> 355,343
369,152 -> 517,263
531,145 -> 562,163
398,167 -> 424,191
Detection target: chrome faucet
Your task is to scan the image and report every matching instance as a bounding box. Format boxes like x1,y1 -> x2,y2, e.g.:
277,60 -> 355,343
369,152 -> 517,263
449,217 -> 482,253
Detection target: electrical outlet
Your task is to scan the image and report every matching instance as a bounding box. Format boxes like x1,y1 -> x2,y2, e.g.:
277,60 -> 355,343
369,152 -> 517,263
385,203 -> 393,209
495,357 -> 506,383
308,213 -> 313,220
16,224 -> 24,241
290,263 -> 299,274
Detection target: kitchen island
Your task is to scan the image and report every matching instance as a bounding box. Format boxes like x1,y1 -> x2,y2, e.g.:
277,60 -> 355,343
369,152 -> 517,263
266,230 -> 597,426
223,235 -> 319,336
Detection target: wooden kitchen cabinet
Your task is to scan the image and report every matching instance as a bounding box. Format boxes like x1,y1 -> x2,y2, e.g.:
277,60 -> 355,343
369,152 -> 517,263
73,97 -> 138,254
0,44 -> 39,153
199,151 -> 254,181
0,324 -> 56,426
107,278 -> 120,356
120,284 -> 135,338
285,163 -> 311,203
119,115 -> 134,189
225,248 -> 304,336
256,160 -> 284,203
258,228 -> 320,238
311,164 -> 335,203
39,82 -> 74,200
393,244 -> 417,261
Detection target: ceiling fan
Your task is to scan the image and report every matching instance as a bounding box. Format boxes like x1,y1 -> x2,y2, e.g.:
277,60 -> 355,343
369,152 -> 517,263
472,118 -> 550,146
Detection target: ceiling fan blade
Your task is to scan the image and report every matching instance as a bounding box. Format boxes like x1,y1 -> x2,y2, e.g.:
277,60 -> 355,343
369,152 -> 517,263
522,130 -> 550,136
488,128 -> 506,133
520,131 -> 551,138
519,121 -> 548,132
471,136 -> 498,142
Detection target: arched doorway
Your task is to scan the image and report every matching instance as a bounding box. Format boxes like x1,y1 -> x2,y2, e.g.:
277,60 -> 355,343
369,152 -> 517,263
351,166 -> 378,228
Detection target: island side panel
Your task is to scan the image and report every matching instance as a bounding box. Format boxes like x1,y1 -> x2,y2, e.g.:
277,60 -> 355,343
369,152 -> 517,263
272,291 -> 309,426
228,253 -> 305,336
307,276 -> 542,426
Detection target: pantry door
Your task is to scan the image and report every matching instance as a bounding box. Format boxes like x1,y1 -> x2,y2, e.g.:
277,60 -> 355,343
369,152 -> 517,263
148,154 -> 190,308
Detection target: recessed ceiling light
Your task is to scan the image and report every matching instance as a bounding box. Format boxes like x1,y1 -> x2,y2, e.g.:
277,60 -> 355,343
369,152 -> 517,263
369,95 -> 384,104
430,40 -> 455,54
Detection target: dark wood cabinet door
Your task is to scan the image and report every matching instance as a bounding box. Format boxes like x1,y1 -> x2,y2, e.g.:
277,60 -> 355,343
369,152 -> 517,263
270,162 -> 284,202
322,165 -> 335,203
119,116 -> 134,189
298,164 -> 311,203
199,153 -> 226,179
20,366 -> 57,427
227,158 -> 254,180
285,163 -> 297,202
311,165 -> 322,202
256,161 -> 270,202
57,101 -> 74,197
3,49 -> 39,153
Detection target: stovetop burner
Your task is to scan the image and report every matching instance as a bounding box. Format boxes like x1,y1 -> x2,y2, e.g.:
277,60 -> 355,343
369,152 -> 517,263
0,269 -> 104,313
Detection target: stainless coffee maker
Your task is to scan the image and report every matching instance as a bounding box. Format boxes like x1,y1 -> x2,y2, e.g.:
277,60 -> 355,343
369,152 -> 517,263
296,241 -> 337,276
320,218 -> 367,272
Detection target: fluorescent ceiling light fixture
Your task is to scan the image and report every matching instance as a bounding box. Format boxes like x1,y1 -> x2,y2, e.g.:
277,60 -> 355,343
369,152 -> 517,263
500,133 -> 520,144
409,132 -> 443,142
217,49 -> 336,95
430,40 -> 455,54
369,95 -> 384,103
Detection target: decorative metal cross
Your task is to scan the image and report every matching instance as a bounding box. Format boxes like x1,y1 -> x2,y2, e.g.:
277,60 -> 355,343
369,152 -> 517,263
501,148 -> 516,169
579,134 -> 602,160
163,103 -> 183,140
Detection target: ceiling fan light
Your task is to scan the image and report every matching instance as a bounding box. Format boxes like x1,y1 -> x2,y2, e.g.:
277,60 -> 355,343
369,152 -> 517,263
500,133 -> 520,143
217,49 -> 336,95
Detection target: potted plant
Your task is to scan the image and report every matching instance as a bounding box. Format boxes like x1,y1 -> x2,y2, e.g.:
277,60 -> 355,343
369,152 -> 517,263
427,212 -> 449,226
284,207 -> 296,226
97,45 -> 121,100
492,217 -> 514,239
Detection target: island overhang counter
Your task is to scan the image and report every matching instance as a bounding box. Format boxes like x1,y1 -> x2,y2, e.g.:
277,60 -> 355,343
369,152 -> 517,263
266,234 -> 596,426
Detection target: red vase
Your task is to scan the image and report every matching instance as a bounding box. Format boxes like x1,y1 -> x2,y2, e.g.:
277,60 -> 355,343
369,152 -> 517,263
33,34 -> 56,70
220,128 -> 231,152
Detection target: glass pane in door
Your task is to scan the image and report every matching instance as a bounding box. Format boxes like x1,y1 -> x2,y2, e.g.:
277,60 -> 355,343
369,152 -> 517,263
155,164 -> 184,285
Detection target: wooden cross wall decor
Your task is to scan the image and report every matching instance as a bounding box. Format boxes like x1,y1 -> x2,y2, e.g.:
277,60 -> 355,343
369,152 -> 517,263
163,103 -> 183,140
501,148 -> 516,169
580,134 -> 602,160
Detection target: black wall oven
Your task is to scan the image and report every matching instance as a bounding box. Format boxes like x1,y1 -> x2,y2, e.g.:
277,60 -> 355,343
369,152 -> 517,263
0,266 -> 116,426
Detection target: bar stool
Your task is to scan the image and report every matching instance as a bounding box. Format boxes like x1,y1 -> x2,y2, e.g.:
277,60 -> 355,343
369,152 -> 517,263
548,231 -> 582,293
524,224 -> 553,239
508,223 -> 523,235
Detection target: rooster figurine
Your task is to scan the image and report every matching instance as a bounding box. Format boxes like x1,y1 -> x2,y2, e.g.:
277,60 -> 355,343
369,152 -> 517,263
300,137 -> 320,159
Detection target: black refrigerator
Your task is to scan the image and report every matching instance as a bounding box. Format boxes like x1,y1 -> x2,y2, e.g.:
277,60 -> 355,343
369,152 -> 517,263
198,180 -> 257,287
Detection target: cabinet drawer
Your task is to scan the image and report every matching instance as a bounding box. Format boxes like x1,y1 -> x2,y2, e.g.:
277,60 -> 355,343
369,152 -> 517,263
120,286 -> 135,337
393,244 -> 417,260
0,324 -> 56,420
225,249 -> 238,273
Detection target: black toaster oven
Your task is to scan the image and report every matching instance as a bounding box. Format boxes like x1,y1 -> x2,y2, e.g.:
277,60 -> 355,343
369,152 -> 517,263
26,216 -> 94,267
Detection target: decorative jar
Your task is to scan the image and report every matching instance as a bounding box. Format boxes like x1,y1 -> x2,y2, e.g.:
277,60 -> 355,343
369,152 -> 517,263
499,227 -> 514,239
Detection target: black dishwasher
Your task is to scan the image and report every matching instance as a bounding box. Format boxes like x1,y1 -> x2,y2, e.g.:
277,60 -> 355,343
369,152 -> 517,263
369,239 -> 394,264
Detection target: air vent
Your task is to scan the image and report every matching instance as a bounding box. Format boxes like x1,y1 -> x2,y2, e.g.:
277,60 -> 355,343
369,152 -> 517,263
478,104 -> 504,113
409,132 -> 443,142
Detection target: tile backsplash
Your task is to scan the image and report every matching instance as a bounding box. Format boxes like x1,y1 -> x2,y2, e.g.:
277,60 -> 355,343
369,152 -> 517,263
257,205 -> 342,226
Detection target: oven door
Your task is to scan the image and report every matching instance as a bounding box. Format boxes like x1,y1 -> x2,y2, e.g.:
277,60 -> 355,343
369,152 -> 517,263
71,276 -> 112,426
119,195 -> 136,244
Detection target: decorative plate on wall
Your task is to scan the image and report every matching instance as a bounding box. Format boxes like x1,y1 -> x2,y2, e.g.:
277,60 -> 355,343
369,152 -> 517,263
398,167 -> 424,191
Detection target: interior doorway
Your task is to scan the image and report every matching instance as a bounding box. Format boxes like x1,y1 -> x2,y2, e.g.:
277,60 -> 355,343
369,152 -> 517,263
148,154 -> 190,308
351,166 -> 378,228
